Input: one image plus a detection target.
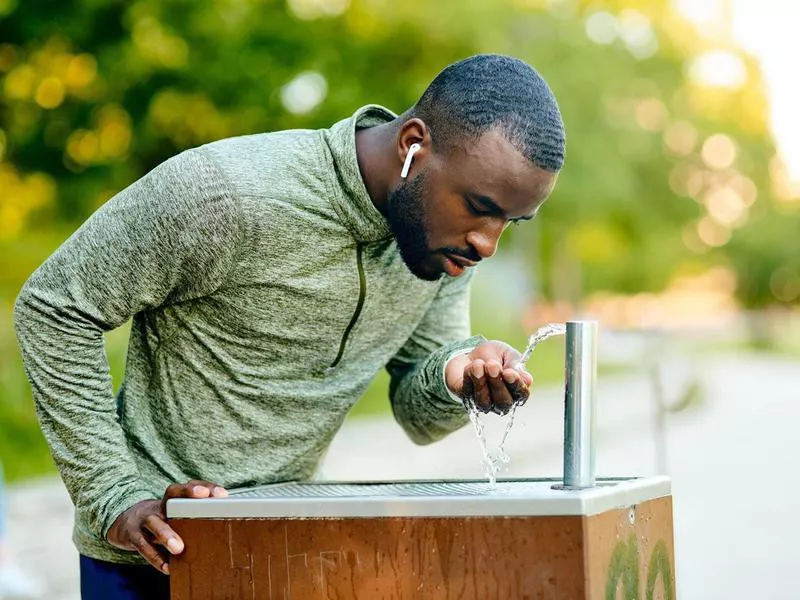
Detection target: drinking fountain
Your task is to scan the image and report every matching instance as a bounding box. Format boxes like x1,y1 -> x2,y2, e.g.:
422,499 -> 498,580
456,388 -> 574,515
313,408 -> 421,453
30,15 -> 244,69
167,321 -> 675,599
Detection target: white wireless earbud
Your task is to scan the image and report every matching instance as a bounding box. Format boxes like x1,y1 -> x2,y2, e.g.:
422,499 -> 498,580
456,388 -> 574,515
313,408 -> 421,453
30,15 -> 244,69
400,143 -> 422,179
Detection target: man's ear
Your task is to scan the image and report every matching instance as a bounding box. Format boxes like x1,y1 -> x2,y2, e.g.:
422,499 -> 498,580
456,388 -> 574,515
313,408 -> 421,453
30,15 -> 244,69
397,118 -> 431,178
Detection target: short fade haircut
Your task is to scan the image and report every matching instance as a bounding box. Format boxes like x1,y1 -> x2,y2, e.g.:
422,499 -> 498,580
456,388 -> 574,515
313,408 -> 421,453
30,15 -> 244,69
412,54 -> 566,172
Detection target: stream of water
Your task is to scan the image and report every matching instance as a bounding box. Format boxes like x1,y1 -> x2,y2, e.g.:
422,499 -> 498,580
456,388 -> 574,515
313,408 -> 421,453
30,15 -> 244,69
465,323 -> 567,486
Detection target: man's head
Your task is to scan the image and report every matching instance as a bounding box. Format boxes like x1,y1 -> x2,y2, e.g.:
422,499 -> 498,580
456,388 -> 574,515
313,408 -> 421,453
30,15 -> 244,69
386,54 -> 566,281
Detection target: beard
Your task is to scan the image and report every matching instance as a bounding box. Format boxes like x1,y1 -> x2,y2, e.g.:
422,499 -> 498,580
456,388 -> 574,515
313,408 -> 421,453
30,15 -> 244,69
385,172 -> 441,281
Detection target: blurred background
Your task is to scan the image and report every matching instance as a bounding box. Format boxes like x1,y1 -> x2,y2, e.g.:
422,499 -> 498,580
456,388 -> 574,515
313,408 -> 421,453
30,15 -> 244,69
1,0 -> 798,598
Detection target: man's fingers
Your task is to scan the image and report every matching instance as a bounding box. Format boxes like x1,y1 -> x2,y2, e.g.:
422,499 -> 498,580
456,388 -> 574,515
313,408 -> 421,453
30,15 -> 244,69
463,358 -> 533,415
484,359 -> 502,379
111,482 -> 230,576
515,367 -> 533,387
186,479 -> 229,498
143,514 -> 184,556
164,480 -> 229,499
162,480 -> 229,513
164,482 -> 199,500
131,531 -> 171,574
504,368 -> 532,405
469,360 -> 492,412
501,368 -> 519,385
486,362 -> 513,414
461,366 -> 475,404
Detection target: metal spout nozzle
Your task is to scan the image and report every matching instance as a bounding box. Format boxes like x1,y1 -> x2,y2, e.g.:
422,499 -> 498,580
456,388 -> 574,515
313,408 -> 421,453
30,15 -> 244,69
559,320 -> 598,489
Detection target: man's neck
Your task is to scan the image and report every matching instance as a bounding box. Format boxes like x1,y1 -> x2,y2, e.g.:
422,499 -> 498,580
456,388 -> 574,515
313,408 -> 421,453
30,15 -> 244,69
354,121 -> 397,218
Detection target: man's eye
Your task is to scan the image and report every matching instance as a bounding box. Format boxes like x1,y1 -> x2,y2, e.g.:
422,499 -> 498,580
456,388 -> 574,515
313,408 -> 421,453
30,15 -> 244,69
466,198 -> 491,216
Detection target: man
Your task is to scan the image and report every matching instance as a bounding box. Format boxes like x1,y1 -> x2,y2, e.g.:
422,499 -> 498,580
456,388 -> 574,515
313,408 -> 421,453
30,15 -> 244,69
14,53 -> 565,599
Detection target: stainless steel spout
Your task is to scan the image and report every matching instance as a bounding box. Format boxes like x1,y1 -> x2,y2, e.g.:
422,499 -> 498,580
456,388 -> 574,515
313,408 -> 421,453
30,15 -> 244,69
560,320 -> 598,489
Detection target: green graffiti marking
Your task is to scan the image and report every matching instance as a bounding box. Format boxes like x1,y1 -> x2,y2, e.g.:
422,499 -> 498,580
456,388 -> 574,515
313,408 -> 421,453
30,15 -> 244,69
606,534 -> 640,600
606,536 -> 674,600
646,541 -> 673,600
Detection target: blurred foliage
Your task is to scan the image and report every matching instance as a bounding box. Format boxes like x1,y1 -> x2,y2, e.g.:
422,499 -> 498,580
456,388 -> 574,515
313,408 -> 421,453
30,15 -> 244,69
2,0 -> 800,480
2,0 -> 799,302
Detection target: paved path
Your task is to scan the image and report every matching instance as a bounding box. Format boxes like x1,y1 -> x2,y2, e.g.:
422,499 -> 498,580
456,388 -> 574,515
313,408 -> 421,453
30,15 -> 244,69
4,478 -> 78,600
6,351 -> 800,599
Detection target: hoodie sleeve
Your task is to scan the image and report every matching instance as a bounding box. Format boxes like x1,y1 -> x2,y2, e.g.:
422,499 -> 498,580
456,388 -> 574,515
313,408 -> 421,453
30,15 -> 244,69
386,269 -> 484,444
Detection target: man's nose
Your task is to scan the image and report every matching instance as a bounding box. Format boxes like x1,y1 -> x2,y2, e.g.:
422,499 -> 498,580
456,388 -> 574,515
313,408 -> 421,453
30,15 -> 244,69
466,220 -> 504,260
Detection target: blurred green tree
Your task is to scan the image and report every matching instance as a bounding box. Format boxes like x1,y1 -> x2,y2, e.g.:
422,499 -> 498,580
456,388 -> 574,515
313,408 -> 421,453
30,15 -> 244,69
1,0 -> 796,479
0,0 -> 789,304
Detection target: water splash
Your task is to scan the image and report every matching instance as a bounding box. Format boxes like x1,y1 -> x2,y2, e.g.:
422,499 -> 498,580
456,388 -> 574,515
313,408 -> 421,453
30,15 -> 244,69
519,322 -> 567,366
464,322 -> 567,486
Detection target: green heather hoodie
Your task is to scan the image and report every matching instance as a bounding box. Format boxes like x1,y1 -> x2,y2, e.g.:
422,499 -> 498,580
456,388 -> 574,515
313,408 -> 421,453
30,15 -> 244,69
13,105 -> 482,564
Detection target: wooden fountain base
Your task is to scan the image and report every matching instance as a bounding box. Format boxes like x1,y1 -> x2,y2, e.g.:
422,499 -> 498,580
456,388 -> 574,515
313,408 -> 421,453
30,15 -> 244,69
168,480 -> 674,599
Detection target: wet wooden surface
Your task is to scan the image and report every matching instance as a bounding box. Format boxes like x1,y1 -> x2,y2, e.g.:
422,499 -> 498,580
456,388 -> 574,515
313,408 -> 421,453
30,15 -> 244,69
170,497 -> 674,599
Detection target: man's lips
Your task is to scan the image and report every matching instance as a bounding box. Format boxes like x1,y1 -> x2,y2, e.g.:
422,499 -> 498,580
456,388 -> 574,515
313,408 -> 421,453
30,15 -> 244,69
444,253 -> 478,268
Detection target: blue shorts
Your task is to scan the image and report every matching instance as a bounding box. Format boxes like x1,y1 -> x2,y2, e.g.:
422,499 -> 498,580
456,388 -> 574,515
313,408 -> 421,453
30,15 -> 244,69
79,555 -> 170,600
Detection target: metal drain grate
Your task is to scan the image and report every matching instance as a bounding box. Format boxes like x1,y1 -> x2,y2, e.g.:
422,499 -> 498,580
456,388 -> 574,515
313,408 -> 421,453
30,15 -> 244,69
231,480 -> 559,499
